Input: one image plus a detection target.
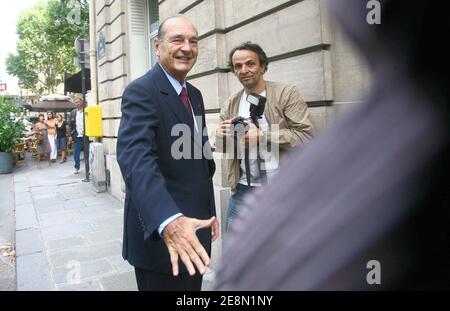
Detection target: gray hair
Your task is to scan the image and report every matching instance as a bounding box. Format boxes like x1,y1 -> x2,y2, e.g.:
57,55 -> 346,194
157,14 -> 192,40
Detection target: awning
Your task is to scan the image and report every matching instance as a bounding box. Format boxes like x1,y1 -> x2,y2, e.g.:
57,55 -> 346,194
64,70 -> 91,94
31,99 -> 76,112
16,98 -> 33,110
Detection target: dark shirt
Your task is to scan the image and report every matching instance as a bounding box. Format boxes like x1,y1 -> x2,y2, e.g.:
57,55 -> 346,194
56,121 -> 68,139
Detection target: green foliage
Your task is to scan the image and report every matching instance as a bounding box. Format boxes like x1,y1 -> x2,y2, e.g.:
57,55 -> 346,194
5,0 -> 89,95
0,97 -> 27,152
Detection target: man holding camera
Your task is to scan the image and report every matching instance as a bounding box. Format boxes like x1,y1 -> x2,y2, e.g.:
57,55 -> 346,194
216,42 -> 314,230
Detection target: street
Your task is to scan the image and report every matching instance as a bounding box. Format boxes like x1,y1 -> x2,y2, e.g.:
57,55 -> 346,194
0,173 -> 15,290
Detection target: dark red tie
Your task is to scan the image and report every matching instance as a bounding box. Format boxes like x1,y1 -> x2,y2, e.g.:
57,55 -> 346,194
179,87 -> 192,118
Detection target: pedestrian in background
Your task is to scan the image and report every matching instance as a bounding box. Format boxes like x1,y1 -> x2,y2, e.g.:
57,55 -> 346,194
69,97 -> 84,174
33,114 -> 51,166
45,111 -> 57,162
55,113 -> 68,163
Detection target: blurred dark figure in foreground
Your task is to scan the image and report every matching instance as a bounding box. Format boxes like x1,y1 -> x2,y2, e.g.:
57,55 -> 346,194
214,0 -> 449,290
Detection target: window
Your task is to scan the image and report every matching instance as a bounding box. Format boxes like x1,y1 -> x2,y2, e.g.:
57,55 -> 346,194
148,0 -> 159,67
128,0 -> 149,80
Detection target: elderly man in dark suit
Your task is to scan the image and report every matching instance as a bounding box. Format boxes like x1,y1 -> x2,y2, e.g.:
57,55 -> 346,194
117,15 -> 219,291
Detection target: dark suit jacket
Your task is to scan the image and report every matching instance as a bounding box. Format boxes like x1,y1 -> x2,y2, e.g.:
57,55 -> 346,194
116,63 -> 216,274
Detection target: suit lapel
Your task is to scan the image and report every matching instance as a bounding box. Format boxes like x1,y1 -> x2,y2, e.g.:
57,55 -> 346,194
187,83 -> 214,174
153,64 -> 203,150
186,83 -> 207,148
154,65 -> 195,133
165,90 -> 196,132
187,83 -> 203,118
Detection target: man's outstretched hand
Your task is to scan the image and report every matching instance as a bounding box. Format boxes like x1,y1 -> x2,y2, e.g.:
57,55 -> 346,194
162,216 -> 220,276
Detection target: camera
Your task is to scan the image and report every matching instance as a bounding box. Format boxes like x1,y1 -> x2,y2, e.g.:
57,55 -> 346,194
231,93 -> 266,134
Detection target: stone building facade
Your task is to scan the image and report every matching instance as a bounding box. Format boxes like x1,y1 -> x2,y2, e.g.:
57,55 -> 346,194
92,0 -> 370,234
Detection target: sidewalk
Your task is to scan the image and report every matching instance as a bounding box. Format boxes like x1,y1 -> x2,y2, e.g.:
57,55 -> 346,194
13,156 -> 137,291
10,155 -> 217,291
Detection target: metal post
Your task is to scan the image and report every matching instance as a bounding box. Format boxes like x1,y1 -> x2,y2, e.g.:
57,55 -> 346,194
79,37 -> 90,182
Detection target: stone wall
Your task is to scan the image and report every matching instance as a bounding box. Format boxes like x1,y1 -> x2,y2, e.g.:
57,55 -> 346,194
95,0 -> 128,202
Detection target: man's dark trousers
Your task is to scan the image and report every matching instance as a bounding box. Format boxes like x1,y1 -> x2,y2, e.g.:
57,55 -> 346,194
134,268 -> 202,291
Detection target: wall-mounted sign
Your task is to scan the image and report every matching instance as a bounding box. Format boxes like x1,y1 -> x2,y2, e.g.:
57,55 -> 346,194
98,32 -> 106,60
0,83 -> 7,92
75,37 -> 89,54
74,37 -> 90,68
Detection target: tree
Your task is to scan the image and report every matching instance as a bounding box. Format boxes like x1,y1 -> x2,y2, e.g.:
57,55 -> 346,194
5,0 -> 88,95
0,96 -> 26,153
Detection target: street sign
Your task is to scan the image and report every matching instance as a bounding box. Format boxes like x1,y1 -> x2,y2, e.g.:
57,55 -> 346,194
98,32 -> 106,59
74,37 -> 90,55
74,37 -> 90,69
74,57 -> 90,69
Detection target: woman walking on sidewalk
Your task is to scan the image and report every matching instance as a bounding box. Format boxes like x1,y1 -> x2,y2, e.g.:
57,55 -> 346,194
33,114 -> 51,166
56,114 -> 68,163
45,111 -> 57,162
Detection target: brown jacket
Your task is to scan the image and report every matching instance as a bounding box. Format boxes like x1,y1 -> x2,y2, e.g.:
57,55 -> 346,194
215,81 -> 314,192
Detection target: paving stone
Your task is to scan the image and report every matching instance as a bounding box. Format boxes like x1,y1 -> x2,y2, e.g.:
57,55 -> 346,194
34,197 -> 65,209
17,252 -> 52,291
79,208 -> 123,223
33,194 -> 62,204
41,222 -> 94,241
78,203 -> 122,216
13,175 -> 27,183
11,160 -> 139,291
59,189 -> 96,200
16,228 -> 44,256
48,240 -> 122,267
30,186 -> 61,196
35,204 -> 67,216
92,192 -> 119,201
84,196 -> 120,207
29,179 -> 65,187
15,203 -> 37,230
84,226 -> 123,244
63,199 -> 87,210
56,279 -> 102,291
89,215 -> 124,231
99,270 -> 137,291
32,193 -> 59,201
52,258 -> 115,285
107,255 -> 134,274
14,181 -> 30,193
38,209 -> 83,227
47,236 -> 87,252
15,192 -> 33,205
58,182 -> 82,189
